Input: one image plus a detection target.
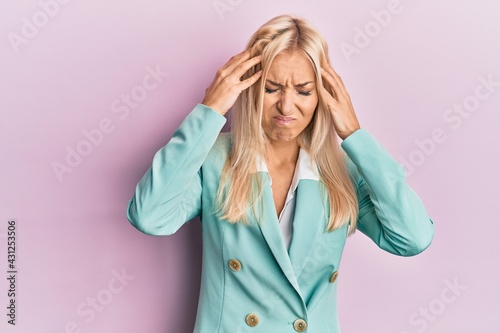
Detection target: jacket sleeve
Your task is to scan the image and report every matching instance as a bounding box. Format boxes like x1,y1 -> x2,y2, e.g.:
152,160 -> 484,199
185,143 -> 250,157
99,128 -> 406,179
341,128 -> 434,256
126,103 -> 227,236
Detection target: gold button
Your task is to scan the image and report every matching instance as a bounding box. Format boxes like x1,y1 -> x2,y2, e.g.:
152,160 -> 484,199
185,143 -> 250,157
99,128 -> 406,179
329,271 -> 338,283
228,259 -> 242,271
245,313 -> 259,327
293,318 -> 307,332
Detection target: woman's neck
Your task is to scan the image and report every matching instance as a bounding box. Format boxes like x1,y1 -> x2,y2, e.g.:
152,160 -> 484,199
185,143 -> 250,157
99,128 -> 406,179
265,140 -> 300,168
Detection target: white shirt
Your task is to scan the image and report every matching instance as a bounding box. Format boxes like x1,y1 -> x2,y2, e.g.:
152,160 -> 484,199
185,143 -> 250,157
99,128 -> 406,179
256,147 -> 320,253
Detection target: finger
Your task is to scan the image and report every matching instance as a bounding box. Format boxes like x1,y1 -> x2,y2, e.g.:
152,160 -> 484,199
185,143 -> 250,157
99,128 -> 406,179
232,54 -> 262,81
220,49 -> 253,76
320,85 -> 339,107
321,68 -> 344,101
323,64 -> 349,98
239,70 -> 262,90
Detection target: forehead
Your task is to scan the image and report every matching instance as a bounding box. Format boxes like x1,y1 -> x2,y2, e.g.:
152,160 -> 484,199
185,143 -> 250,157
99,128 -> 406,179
267,51 -> 315,81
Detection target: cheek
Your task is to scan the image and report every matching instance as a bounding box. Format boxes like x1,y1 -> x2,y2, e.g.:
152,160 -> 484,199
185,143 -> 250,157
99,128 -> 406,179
300,96 -> 319,116
262,96 -> 276,122
262,94 -> 274,110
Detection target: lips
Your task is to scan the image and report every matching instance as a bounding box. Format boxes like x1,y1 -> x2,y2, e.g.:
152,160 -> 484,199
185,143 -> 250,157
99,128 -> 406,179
274,116 -> 295,125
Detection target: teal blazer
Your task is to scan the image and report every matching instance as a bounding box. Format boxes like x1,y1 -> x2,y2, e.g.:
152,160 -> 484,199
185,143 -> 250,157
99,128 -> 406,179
126,103 -> 434,333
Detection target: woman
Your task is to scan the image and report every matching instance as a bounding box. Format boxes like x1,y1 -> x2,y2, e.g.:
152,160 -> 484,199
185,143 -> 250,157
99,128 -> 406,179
126,14 -> 434,333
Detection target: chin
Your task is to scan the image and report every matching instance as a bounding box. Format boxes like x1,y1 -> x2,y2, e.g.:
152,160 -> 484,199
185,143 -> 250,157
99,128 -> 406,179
268,130 -> 298,142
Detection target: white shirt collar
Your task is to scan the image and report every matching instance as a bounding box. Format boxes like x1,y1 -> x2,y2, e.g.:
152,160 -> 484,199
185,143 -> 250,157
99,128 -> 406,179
256,146 -> 320,194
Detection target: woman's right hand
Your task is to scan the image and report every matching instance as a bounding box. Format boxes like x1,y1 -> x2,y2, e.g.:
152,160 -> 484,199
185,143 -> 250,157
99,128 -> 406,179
201,49 -> 262,116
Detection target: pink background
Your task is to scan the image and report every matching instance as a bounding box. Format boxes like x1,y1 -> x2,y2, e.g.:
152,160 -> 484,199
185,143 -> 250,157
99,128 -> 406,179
1,1 -> 499,332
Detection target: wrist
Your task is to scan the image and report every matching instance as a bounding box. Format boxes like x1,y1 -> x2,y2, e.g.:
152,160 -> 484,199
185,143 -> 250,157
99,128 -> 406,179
201,101 -> 226,116
339,126 -> 361,140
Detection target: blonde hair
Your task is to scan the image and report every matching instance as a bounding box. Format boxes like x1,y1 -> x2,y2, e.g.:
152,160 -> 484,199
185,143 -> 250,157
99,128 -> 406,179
213,14 -> 359,235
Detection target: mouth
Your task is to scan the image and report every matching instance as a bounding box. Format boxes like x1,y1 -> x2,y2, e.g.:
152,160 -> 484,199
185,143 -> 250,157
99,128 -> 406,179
273,116 -> 296,125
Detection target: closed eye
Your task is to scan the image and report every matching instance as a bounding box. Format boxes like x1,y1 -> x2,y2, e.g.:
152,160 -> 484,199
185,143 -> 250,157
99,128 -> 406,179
265,88 -> 278,94
265,88 -> 313,96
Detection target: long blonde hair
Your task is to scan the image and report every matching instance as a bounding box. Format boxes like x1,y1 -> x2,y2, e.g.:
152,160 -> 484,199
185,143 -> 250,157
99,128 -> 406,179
213,14 -> 359,235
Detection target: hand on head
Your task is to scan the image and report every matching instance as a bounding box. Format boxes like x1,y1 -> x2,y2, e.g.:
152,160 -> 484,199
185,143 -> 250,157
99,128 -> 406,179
320,64 -> 361,140
202,49 -> 262,116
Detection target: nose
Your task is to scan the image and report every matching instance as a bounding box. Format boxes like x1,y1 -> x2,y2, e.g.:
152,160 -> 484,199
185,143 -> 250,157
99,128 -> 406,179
277,91 -> 294,115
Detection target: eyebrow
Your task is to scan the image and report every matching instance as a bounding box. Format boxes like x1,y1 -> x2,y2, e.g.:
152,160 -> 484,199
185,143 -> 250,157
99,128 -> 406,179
266,80 -> 314,88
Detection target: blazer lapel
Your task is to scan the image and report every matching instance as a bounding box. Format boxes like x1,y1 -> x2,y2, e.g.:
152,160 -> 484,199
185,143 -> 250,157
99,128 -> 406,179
288,179 -> 328,279
254,172 -> 302,295
252,147 -> 327,296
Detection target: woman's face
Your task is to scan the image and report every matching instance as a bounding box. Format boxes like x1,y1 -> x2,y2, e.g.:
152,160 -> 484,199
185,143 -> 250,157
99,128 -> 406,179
261,51 -> 319,144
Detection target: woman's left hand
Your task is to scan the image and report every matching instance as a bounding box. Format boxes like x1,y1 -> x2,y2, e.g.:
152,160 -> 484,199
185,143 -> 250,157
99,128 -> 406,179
320,64 -> 361,140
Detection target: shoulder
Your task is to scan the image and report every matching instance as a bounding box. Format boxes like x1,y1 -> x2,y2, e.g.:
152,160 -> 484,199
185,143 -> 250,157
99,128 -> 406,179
204,131 -> 232,171
340,127 -> 405,189
212,131 -> 232,155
